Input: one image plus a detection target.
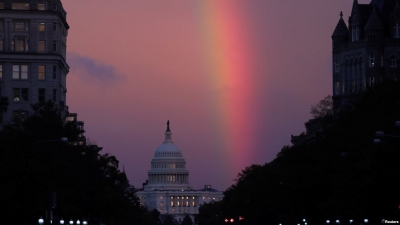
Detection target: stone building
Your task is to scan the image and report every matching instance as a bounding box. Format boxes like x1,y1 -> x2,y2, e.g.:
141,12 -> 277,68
332,0 -> 400,107
136,122 -> 223,223
0,0 -> 69,124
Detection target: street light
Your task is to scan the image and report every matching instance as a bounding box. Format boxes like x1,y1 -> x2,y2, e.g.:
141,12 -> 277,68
326,220 -> 330,224
60,219 -> 65,224
39,217 -> 44,225
77,220 -> 81,225
69,219 -> 74,225
374,129 -> 400,144
364,219 -> 368,223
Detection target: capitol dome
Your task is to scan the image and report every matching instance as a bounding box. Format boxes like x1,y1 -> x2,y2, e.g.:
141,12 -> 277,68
154,124 -> 183,157
145,121 -> 191,191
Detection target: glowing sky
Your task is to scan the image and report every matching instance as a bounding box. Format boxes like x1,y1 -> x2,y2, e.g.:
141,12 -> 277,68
62,0 -> 364,191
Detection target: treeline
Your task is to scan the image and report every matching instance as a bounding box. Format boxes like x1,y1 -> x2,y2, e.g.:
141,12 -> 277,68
0,101 -> 155,225
197,81 -> 400,225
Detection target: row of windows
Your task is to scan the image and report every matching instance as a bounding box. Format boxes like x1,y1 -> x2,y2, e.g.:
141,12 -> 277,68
334,77 -> 377,95
349,23 -> 400,41
0,39 -> 58,52
171,201 -> 196,207
0,3 -> 49,11
0,65 -> 58,80
152,163 -> 184,168
334,55 -> 398,72
12,88 -> 57,102
0,20 -> 59,33
369,55 -> 397,68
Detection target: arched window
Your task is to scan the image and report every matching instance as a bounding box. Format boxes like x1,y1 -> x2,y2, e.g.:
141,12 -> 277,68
394,23 -> 400,38
369,55 -> 375,67
391,55 -> 397,67
356,27 -> 359,41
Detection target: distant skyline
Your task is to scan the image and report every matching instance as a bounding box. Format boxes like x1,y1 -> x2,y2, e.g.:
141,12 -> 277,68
62,0 -> 369,191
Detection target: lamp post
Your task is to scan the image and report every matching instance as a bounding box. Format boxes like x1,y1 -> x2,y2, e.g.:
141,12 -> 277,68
374,121 -> 400,144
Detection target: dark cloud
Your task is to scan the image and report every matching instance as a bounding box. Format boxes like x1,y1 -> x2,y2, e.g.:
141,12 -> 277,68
67,52 -> 125,84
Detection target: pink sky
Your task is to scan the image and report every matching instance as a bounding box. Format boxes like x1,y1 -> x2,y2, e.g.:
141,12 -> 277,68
62,0 -> 366,191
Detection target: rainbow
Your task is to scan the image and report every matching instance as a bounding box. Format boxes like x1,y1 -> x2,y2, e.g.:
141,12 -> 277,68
195,1 -> 258,179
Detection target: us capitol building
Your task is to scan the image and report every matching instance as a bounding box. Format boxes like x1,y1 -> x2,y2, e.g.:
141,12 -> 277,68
136,121 -> 223,223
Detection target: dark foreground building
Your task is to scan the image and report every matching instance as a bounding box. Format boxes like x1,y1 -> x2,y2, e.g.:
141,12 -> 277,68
332,0 -> 400,106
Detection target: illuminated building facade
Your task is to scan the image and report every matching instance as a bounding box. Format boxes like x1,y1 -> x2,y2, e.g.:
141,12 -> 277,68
136,122 -> 223,223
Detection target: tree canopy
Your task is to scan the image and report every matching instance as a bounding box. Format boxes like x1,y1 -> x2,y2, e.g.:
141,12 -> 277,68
0,101 -> 147,225
197,81 -> 400,224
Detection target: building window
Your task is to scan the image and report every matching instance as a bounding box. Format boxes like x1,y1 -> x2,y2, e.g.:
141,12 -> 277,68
12,110 -> 28,123
352,27 -> 355,41
356,27 -> 359,41
12,21 -> 29,32
53,65 -> 57,79
0,65 -> 2,79
391,56 -> 397,67
38,88 -> 45,102
53,41 -> 57,51
13,65 -> 28,79
38,22 -> 46,32
0,2 -> 4,9
0,20 -> 3,32
38,65 -> 46,80
14,38 -> 28,52
53,23 -> 57,32
13,88 -> 28,102
53,89 -> 57,102
334,61 -> 339,72
0,40 -> 3,51
38,3 -> 45,10
369,55 -> 375,67
335,82 -> 340,95
38,40 -> 45,52
12,3 -> 30,10
394,23 -> 400,38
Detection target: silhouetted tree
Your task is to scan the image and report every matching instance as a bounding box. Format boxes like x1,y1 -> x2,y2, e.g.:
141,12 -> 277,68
0,101 -> 145,225
197,81 -> 400,224
310,95 -> 333,119
181,214 -> 193,225
163,215 -> 175,225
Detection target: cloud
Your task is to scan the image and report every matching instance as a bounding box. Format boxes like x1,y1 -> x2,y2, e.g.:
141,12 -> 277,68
67,52 -> 125,85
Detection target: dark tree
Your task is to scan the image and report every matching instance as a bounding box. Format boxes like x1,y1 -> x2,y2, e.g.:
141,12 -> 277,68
310,95 -> 333,119
181,214 -> 194,225
197,81 -> 400,224
0,101 -> 145,225
163,215 -> 175,225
